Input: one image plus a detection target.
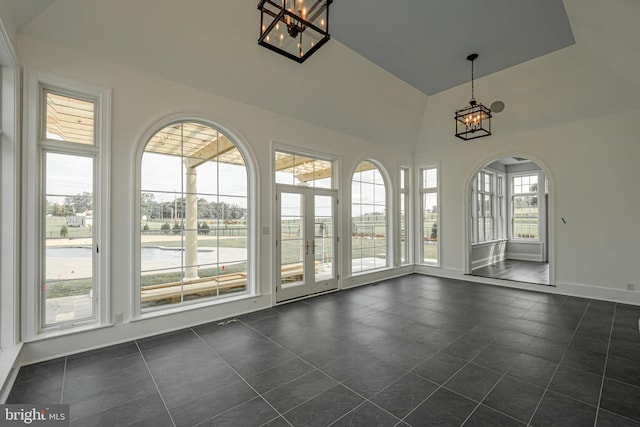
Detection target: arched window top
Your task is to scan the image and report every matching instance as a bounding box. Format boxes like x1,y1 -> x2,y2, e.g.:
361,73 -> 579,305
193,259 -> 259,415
145,121 -> 246,167
352,160 -> 386,184
351,160 -> 389,273
139,119 -> 250,311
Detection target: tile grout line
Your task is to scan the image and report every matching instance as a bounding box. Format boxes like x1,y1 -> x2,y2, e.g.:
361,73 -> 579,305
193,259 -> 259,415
456,328 -> 533,427
236,318 -> 404,424
454,299 -> 548,426
191,327 -> 294,427
324,370 -> 426,427
134,340 -> 177,427
59,356 -> 67,404
593,303 -> 617,427
525,300 -> 593,426
399,351 -> 479,426
397,294 -> 551,426
237,317 -> 407,426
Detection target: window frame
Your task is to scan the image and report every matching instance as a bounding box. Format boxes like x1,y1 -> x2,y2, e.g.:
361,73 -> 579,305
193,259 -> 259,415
1,64 -> 20,354
399,165 -> 411,266
419,164 -> 440,266
23,70 -> 111,340
510,172 -> 541,241
471,168 -> 506,244
133,117 -> 256,318
350,160 -> 390,275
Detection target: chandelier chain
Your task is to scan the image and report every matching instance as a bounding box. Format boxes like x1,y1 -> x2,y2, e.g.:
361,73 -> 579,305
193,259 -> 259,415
471,57 -> 475,101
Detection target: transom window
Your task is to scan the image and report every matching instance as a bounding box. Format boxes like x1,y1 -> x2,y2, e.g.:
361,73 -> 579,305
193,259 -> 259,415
275,150 -> 334,189
139,121 -> 249,311
45,91 -> 95,145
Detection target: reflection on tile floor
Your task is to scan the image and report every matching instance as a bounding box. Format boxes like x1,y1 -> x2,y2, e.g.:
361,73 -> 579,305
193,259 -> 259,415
9,274 -> 640,426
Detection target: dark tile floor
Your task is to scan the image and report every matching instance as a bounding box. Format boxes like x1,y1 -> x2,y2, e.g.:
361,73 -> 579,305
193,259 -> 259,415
8,274 -> 640,426
472,260 -> 550,285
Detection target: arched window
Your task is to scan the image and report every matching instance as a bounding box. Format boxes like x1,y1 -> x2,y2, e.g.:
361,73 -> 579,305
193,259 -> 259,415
139,121 -> 249,311
351,161 -> 388,273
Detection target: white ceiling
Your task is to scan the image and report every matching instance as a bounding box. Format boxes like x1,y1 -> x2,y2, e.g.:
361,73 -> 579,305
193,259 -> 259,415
331,0 -> 575,95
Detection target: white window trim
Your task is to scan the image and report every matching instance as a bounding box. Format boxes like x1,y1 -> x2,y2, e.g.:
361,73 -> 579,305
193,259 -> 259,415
471,168 -> 506,244
349,159 -> 392,276
509,171 -> 542,242
23,70 -> 111,340
418,163 -> 440,266
132,115 -> 258,319
399,164 -> 411,266
1,64 -> 22,359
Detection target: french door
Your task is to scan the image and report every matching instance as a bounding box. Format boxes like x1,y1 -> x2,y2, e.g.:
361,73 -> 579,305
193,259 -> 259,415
276,186 -> 338,302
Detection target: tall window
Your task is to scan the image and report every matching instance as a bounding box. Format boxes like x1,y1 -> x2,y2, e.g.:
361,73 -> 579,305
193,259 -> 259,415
421,166 -> 439,264
512,174 -> 539,239
477,171 -> 494,242
472,168 -> 506,243
24,73 -> 110,338
43,92 -> 98,328
400,166 -> 410,265
497,175 -> 505,240
140,121 -> 248,311
351,161 -> 387,273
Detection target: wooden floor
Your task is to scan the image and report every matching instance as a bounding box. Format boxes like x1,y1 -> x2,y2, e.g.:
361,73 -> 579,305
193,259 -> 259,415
471,259 -> 549,285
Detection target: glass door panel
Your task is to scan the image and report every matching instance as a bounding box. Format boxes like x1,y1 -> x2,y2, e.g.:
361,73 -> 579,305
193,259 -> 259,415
276,187 -> 338,302
279,192 -> 305,289
314,194 -> 334,282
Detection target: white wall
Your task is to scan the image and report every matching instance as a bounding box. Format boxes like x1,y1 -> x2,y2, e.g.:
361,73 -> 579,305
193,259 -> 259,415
9,0 -> 640,368
17,0 -> 427,151
414,47 -> 640,304
16,36 -> 414,364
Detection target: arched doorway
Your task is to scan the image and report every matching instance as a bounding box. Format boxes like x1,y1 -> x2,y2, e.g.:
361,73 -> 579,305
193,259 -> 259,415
465,156 -> 553,286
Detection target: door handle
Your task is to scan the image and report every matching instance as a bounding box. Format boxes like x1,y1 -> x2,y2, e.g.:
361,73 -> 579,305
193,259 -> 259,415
305,241 -> 309,255
312,240 -> 315,255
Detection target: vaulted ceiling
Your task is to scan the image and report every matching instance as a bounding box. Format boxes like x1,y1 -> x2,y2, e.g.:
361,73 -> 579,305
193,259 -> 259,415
1,1 -> 639,149
331,0 -> 575,95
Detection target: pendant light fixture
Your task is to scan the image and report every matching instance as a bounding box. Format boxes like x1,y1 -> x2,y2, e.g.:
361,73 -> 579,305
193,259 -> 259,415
258,0 -> 332,63
455,53 -> 492,140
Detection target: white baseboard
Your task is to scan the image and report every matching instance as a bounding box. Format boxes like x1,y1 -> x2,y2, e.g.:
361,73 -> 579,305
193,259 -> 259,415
343,265 -> 415,290
471,254 -> 506,269
556,281 -> 640,306
413,266 -> 640,307
506,252 -> 543,262
17,294 -> 272,367
0,343 -> 23,403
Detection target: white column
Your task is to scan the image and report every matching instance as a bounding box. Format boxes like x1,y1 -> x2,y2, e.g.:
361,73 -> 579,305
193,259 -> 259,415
184,166 -> 199,279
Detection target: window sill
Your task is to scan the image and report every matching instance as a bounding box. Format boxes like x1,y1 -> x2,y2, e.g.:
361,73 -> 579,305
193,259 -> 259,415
471,239 -> 508,247
132,291 -> 257,322
350,266 -> 393,277
25,322 -> 114,343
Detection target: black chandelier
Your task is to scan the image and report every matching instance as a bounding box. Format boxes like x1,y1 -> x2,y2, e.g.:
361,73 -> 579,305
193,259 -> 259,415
454,53 -> 492,141
258,0 -> 332,63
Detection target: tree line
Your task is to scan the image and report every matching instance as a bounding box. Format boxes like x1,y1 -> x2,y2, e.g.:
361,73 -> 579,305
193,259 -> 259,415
140,192 -> 246,220
47,192 -> 246,221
